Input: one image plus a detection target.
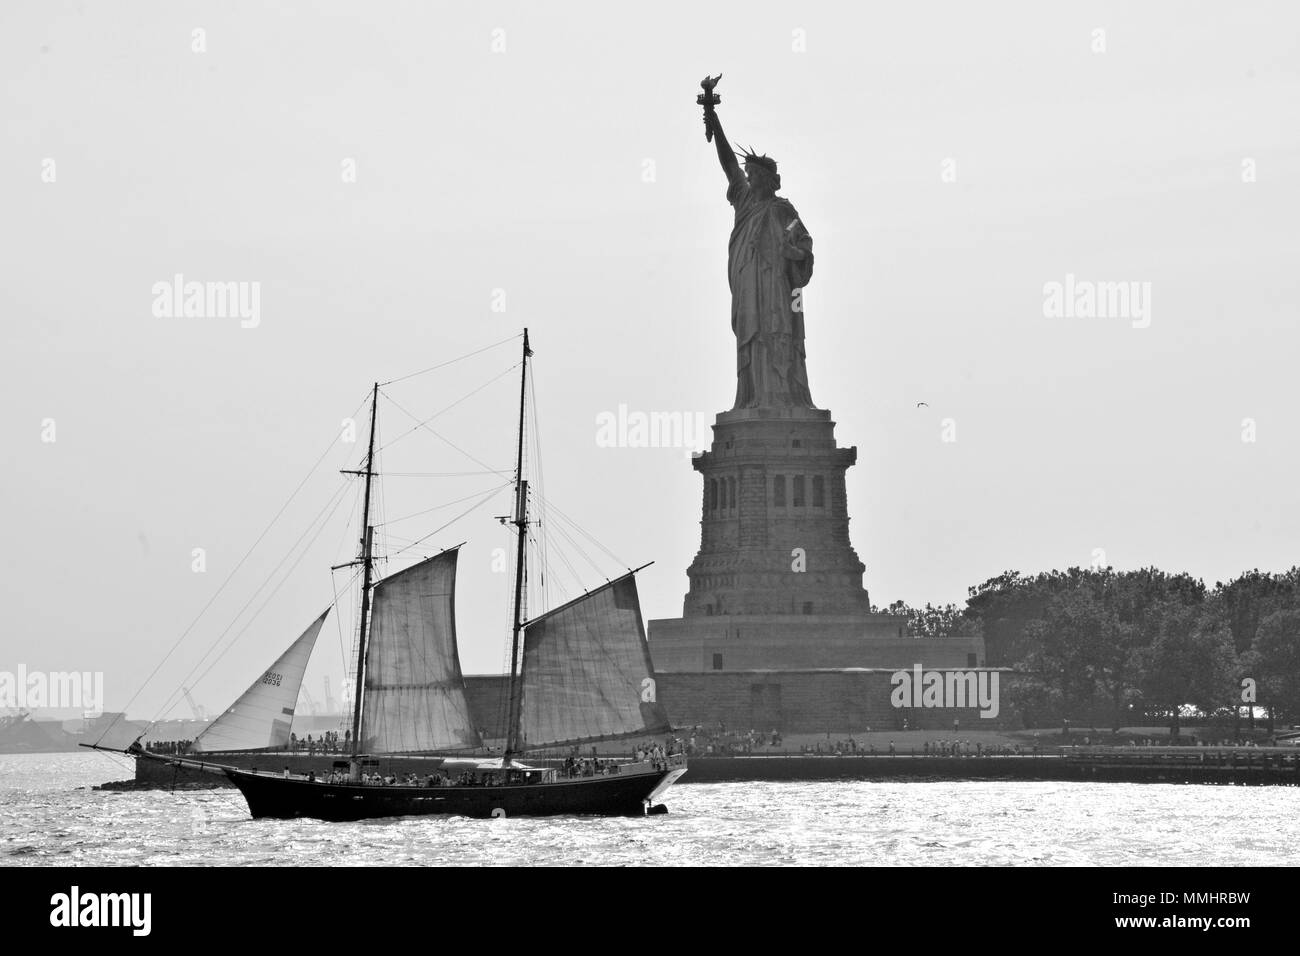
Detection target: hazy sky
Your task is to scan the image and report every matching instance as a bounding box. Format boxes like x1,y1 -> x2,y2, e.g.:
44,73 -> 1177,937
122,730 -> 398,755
3,2 -> 1298,721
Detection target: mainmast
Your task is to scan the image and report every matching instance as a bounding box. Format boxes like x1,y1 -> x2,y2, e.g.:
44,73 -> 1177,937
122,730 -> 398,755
349,382 -> 380,758
504,329 -> 532,760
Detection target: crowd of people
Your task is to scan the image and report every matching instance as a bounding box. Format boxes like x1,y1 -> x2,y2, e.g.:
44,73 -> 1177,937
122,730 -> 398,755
799,738 -> 863,755
144,739 -> 193,754
287,731 -> 346,754
298,768 -> 512,787
296,749 -> 689,787
922,739 -> 1027,756
558,739 -> 682,777
680,726 -> 782,756
145,730 -> 347,755
561,755 -> 620,778
1075,735 -> 1276,749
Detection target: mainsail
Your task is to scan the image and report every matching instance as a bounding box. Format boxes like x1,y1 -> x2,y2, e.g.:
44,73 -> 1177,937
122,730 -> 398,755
191,608 -> 330,753
360,548 -> 482,753
517,572 -> 670,750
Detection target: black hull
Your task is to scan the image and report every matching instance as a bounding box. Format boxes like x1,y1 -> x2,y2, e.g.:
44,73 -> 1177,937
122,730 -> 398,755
225,766 -> 687,821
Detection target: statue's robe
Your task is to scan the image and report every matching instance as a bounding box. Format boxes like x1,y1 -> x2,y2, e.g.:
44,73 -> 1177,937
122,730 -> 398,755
726,167 -> 815,409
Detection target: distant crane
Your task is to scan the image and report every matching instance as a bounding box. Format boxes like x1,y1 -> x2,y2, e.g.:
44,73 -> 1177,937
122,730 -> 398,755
299,685 -> 319,716
322,676 -> 336,715
182,687 -> 207,721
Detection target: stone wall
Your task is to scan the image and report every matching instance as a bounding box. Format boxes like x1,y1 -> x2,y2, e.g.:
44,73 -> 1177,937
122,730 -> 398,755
653,670 -> 1015,733
460,669 -> 1016,736
647,614 -> 984,672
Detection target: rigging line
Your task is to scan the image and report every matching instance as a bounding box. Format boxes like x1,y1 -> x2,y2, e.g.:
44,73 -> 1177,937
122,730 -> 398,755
495,522 -> 523,735
376,481 -> 515,527
330,479 -> 364,570
526,370 -> 551,614
381,392 -> 501,476
370,431 -> 386,570
154,477 -> 351,720
151,487 -> 352,733
375,534 -> 426,547
529,522 -> 578,611
94,752 -> 252,823
165,481 -> 355,719
535,533 -> 578,601
543,513 -> 608,587
552,503 -> 627,570
379,332 -> 522,386
95,390 -> 371,747
328,481 -> 363,692
377,362 -> 522,453
540,510 -> 617,583
539,495 -> 629,570
330,565 -> 362,689
523,475 -> 585,600
151,480 -> 352,726
375,471 -> 510,478
387,482 -> 513,559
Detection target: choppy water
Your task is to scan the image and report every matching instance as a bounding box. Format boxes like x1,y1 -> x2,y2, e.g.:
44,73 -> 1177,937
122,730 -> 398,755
2,753 -> 1296,866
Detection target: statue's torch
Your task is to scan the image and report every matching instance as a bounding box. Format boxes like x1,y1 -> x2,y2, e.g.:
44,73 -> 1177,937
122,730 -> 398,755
697,74 -> 722,142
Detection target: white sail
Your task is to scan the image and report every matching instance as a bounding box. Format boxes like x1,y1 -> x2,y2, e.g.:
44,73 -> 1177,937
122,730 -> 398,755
518,572 -> 670,750
360,548 -> 482,753
191,608 -> 329,753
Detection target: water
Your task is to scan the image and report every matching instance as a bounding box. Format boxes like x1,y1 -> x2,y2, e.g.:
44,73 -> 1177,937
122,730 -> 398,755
2,753 -> 1296,866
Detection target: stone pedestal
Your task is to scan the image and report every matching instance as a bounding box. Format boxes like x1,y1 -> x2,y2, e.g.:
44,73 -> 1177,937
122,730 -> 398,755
682,406 -> 870,617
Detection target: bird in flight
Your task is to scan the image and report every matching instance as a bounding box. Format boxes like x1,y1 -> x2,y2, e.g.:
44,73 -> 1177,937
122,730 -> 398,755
916,402 -> 929,408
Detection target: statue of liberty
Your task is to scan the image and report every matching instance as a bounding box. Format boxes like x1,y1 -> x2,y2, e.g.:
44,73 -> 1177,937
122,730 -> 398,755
699,75 -> 815,410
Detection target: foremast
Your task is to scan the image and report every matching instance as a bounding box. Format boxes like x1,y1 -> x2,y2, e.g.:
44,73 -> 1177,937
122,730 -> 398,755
348,382 -> 380,760
504,329 -> 532,762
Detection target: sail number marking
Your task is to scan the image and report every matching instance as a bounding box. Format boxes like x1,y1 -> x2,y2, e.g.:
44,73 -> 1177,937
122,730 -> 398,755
260,671 -> 284,687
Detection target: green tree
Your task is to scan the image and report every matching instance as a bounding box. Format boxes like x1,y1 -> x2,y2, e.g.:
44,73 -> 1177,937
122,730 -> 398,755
1213,568 -> 1300,652
1137,604 -> 1237,735
1252,609 -> 1300,725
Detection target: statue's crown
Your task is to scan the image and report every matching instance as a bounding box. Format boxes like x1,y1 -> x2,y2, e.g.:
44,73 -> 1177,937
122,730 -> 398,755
737,145 -> 777,173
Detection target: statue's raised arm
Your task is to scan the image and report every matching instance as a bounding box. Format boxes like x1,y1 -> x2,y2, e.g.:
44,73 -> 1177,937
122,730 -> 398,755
697,75 -> 740,182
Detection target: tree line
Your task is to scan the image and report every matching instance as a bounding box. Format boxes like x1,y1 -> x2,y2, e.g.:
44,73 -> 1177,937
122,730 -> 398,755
879,567 -> 1300,733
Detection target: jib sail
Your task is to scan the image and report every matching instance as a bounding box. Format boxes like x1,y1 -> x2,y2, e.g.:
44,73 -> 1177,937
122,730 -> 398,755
191,608 -> 329,753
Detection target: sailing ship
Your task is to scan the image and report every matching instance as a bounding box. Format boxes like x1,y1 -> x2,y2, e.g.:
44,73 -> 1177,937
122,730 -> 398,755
104,330 -> 687,820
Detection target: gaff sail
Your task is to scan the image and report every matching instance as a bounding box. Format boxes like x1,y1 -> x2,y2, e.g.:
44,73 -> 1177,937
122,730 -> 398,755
191,608 -> 330,753
517,571 -> 670,750
360,548 -> 482,753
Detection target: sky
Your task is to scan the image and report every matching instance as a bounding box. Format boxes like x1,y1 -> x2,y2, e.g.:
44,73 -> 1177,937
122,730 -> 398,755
2,1 -> 1298,722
